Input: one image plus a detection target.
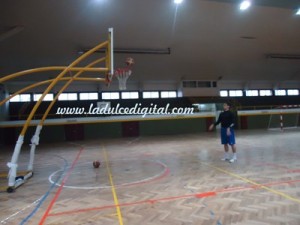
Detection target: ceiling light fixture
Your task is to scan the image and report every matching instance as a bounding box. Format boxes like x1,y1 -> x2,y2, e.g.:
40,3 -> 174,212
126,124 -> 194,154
174,0 -> 183,4
296,8 -> 300,15
78,47 -> 171,55
240,0 -> 251,10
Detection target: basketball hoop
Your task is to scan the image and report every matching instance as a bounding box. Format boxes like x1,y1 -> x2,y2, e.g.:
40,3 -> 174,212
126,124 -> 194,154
115,68 -> 132,90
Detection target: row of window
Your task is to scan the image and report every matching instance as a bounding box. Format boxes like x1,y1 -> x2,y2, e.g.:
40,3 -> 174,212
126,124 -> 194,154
9,91 -> 177,102
8,89 -> 300,102
220,89 -> 299,97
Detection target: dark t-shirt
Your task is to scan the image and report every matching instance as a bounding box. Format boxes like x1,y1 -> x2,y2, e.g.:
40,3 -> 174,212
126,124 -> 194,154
214,110 -> 235,128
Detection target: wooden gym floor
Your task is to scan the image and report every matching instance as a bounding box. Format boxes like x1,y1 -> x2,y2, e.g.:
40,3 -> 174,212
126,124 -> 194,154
0,129 -> 300,225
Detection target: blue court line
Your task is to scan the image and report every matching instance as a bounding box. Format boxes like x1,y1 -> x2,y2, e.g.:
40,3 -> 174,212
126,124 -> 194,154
209,210 -> 223,225
187,191 -> 223,225
20,155 -> 68,225
210,210 -> 215,218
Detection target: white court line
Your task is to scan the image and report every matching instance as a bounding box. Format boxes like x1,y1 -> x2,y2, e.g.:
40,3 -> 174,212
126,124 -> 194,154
126,137 -> 140,145
0,197 -> 42,224
48,159 -> 168,190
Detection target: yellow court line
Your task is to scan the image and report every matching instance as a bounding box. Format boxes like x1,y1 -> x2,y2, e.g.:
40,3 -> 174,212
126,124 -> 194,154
0,171 -> 28,177
0,187 -> 7,192
206,163 -> 300,204
0,173 -> 7,177
102,146 -> 124,225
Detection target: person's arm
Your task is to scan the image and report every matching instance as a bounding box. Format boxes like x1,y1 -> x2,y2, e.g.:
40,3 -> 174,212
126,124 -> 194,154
214,114 -> 222,126
209,113 -> 221,131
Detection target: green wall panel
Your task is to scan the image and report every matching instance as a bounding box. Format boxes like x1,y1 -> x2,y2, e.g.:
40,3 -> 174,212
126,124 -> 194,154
84,123 -> 122,139
140,118 -> 207,136
247,115 -> 270,129
16,125 -> 65,144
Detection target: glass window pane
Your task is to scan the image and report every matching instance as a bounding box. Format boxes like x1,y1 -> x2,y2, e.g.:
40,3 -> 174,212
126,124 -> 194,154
287,89 -> 299,96
151,92 -> 159,98
89,93 -> 98,100
68,93 -> 77,100
220,90 -> 228,97
58,93 -> 77,101
44,94 -> 53,101
143,91 -> 159,99
122,92 -> 139,99
274,90 -> 286,96
161,92 -> 169,98
102,92 -> 119,100
168,91 -> 177,98
110,92 -> 119,99
143,92 -> 151,99
79,93 -> 89,100
102,93 -> 110,100
229,90 -> 243,97
58,93 -> 68,101
130,92 -> 139,99
246,90 -> 258,96
20,94 -> 31,102
161,91 -> 177,98
33,94 -> 53,101
259,90 -> 272,96
121,92 -> 131,99
9,95 -> 20,102
9,94 -> 31,102
79,93 -> 98,100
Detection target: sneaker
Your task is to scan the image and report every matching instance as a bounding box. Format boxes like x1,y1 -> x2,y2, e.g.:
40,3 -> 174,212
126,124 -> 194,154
229,158 -> 237,163
221,158 -> 230,161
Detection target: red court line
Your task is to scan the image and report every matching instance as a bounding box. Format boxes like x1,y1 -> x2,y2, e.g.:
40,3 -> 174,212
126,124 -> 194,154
48,191 -> 216,217
48,178 -> 300,217
39,147 -> 84,225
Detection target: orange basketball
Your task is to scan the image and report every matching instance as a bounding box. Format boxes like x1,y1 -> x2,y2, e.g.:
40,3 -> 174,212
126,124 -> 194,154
125,57 -> 134,66
93,160 -> 100,168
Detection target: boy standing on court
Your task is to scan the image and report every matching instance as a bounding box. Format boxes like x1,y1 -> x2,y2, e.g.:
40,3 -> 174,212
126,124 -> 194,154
209,102 -> 237,163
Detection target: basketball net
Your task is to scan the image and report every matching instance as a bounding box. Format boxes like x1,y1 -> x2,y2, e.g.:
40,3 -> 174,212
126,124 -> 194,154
114,68 -> 132,90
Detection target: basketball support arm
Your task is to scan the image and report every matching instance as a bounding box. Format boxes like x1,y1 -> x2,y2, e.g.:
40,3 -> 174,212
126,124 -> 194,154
27,57 -> 106,173
2,28 -> 114,192
0,77 -> 106,107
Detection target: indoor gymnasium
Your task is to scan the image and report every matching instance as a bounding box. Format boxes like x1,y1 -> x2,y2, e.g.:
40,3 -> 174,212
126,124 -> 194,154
0,0 -> 300,224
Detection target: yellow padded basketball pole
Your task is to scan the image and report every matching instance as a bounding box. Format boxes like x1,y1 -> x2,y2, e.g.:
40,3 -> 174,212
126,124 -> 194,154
19,40 -> 108,136
0,78 -> 106,106
0,58 -> 106,106
42,56 -> 106,124
0,67 -> 109,83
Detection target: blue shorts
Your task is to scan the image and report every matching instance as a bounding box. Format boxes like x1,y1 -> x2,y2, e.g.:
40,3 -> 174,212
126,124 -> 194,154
221,127 -> 235,145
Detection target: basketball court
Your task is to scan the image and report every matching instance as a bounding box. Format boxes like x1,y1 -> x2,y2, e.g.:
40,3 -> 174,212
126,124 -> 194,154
1,0 -> 300,224
0,129 -> 300,224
